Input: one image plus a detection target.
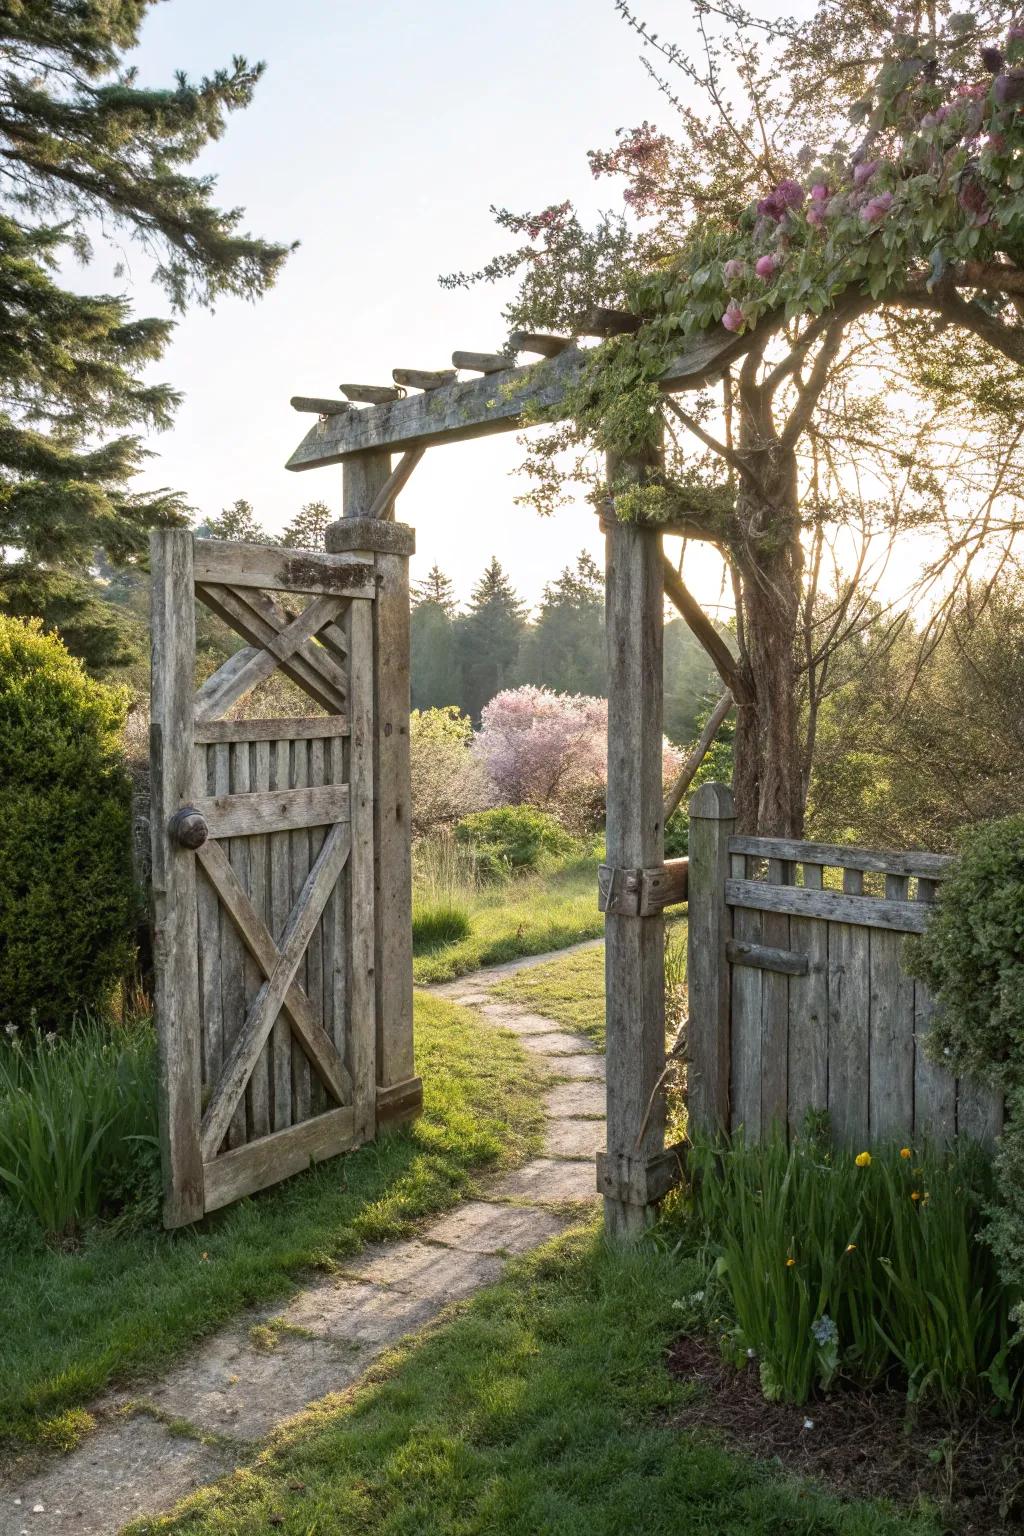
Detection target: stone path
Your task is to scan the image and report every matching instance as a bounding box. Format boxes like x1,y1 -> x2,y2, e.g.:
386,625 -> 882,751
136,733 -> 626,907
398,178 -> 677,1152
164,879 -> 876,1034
1,949 -> 604,1536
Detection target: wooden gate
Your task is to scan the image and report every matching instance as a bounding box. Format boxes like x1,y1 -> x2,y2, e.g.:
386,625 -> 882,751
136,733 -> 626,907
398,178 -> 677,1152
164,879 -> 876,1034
150,529 -> 384,1226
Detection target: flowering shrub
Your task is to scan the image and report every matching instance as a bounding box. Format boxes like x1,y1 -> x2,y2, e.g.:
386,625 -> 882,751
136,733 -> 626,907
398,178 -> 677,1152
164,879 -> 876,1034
476,685 -> 682,833
409,706 -> 492,840
686,1133 -> 1018,1409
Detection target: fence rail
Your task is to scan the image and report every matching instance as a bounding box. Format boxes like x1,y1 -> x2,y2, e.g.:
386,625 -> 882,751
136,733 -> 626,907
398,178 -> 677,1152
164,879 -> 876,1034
686,784 -> 1003,1151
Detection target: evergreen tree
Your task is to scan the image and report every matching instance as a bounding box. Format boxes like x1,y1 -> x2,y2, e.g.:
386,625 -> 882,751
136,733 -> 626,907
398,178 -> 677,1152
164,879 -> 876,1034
523,550 -> 605,696
0,5 -> 290,576
199,499 -> 270,543
413,564 -> 457,614
411,564 -> 460,709
456,557 -> 526,721
281,500 -> 331,551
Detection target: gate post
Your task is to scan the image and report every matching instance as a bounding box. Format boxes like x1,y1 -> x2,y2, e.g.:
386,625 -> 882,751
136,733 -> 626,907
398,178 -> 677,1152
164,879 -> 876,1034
686,782 -> 735,1139
598,451 -> 667,1239
328,474 -> 421,1129
150,529 -> 205,1227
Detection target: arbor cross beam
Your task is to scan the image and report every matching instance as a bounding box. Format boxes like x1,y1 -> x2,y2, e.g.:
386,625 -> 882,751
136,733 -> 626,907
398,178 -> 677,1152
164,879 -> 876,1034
286,329 -> 748,469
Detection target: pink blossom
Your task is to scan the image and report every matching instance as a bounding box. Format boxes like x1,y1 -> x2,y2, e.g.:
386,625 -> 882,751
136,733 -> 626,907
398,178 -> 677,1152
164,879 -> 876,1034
475,686 -> 682,829
755,254 -> 779,279
721,298 -> 744,332
775,178 -> 805,209
806,205 -> 826,227
853,158 -> 880,188
723,258 -> 746,282
810,183 -> 829,202
859,191 -> 894,224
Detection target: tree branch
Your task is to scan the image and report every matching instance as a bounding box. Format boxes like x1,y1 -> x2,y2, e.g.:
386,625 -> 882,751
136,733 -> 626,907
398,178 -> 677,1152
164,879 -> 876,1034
662,556 -> 752,702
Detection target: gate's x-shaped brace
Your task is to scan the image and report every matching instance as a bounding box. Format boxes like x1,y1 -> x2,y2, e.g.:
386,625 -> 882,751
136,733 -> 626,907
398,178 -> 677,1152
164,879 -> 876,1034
189,578 -> 359,1159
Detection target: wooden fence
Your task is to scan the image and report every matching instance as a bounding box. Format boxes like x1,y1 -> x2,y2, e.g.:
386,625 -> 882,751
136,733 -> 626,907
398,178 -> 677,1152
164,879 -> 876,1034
686,782 -> 1003,1149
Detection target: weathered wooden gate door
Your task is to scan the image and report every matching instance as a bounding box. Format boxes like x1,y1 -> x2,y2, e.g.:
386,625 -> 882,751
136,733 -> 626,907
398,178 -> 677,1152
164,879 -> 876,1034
150,529 -> 378,1226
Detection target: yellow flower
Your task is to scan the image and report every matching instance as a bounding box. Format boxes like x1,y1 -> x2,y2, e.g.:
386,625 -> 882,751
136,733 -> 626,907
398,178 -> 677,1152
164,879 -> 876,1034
845,1243 -> 856,1253
855,1151 -> 872,1167
922,1191 -> 930,1205
911,1191 -> 921,1202
899,1147 -> 912,1159
786,1257 -> 796,1267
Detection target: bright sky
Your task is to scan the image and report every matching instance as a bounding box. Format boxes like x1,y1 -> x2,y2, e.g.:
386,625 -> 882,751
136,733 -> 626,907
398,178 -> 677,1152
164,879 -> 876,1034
84,0 -> 731,612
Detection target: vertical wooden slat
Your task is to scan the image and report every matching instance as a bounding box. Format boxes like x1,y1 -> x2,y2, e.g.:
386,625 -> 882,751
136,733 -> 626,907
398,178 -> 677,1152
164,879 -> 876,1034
150,529 -> 204,1226
868,874 -> 915,1142
348,598 -> 377,1143
371,545 -> 415,1095
196,743 -> 223,1092
321,733 -> 348,1069
219,741 -> 247,1148
730,854 -> 762,1140
603,480 -> 666,1238
246,738 -> 272,1139
289,737 -> 312,1125
306,736 -> 327,1115
269,738 -> 292,1132
760,857 -> 791,1135
788,863 -> 828,1137
686,784 -> 734,1138
827,867 -> 870,1148
911,873 -> 956,1142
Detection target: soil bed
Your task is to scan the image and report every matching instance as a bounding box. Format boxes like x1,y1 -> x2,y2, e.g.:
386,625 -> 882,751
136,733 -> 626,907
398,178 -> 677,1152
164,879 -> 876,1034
667,1334 -> 1023,1535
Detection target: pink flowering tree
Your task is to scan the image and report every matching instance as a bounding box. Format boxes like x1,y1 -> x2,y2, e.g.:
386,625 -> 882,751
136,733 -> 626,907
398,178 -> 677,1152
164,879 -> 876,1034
476,685 -> 682,832
454,3 -> 1024,836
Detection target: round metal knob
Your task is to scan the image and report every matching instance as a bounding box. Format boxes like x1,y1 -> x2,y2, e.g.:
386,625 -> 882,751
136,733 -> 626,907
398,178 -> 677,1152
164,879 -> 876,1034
168,805 -> 209,850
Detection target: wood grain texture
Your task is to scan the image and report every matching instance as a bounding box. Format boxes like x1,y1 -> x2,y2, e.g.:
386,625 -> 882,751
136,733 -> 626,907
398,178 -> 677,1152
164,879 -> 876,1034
760,858 -> 792,1135
728,835 -> 952,880
868,875 -> 915,1141
729,853 -> 762,1139
204,1106 -> 356,1212
348,598 -> 377,1143
726,879 -> 933,933
192,539 -> 376,596
686,786 -> 734,1137
787,863 -> 829,1136
288,327 -> 751,469
603,463 -> 667,1238
149,530 -> 205,1226
827,869 -> 871,1147
200,818 -> 352,1158
195,783 -> 350,839
726,939 -> 809,976
194,716 -> 349,744
269,740 -> 293,1133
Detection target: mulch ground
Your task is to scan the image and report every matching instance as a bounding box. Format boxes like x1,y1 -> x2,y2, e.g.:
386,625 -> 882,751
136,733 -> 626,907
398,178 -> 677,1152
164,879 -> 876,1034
666,1335 -> 1024,1534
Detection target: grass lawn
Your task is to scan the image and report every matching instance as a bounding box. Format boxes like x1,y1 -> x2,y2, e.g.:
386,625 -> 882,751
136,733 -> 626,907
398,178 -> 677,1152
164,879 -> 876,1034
144,1224 -> 940,1536
0,995 -> 548,1452
490,920 -> 687,1050
412,858 -> 604,985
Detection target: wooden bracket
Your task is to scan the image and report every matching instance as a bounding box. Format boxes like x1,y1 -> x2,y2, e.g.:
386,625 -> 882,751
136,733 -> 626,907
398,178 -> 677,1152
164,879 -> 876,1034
596,1142 -> 687,1207
597,859 -> 688,916
375,1076 -> 423,1128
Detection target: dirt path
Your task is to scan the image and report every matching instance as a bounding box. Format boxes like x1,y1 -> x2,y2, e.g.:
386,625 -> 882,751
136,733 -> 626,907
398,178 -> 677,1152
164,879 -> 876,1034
1,950 -> 605,1536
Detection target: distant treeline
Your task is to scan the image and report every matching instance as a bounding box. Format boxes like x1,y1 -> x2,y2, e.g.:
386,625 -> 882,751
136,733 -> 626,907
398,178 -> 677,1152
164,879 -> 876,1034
412,552 -> 722,744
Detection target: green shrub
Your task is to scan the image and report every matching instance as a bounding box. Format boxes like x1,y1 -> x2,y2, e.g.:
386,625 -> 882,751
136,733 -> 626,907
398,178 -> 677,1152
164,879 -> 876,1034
412,899 -> 472,954
455,806 -> 577,881
684,1133 -> 1019,1410
908,815 -> 1024,1330
0,1014 -> 159,1239
0,616 -> 136,1029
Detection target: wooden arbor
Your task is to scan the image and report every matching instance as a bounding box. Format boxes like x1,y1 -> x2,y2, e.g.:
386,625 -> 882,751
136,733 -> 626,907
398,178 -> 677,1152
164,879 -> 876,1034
287,324 -> 746,1236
